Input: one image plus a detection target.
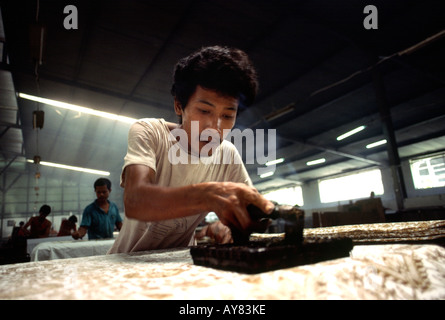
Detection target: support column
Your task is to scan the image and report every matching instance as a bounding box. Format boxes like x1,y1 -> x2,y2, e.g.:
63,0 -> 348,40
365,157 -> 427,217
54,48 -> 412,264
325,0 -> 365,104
372,69 -> 406,210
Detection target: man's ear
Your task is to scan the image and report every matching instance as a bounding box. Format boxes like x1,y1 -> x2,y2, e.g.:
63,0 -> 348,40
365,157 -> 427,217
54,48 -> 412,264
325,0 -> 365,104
174,98 -> 183,116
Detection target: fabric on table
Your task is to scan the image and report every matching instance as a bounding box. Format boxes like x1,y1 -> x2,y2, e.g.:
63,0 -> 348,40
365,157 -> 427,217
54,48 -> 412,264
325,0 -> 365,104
305,220 -> 445,243
252,220 -> 445,244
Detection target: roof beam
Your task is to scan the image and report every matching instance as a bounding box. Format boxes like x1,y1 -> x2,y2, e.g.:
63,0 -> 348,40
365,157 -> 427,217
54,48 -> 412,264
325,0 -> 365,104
279,134 -> 383,166
123,0 -> 196,104
13,69 -> 170,111
249,123 -> 445,184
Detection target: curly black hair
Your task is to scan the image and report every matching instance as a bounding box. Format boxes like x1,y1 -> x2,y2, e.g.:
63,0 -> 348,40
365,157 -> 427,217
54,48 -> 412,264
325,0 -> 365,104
171,46 -> 258,116
94,178 -> 111,191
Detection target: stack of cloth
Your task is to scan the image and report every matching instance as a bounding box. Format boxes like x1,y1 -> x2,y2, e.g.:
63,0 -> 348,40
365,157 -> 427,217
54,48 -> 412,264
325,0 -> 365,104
252,220 -> 445,246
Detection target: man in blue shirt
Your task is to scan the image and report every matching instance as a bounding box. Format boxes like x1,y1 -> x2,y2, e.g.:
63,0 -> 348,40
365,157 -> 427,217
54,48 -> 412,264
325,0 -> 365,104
72,178 -> 122,240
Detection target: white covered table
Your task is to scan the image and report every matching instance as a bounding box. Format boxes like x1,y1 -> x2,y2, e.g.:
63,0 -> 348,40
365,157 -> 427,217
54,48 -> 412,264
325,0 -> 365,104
26,236 -> 74,255
30,239 -> 115,261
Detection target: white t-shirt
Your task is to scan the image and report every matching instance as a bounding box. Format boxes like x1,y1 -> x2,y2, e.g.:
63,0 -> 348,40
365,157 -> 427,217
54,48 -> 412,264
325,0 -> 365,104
108,118 -> 252,253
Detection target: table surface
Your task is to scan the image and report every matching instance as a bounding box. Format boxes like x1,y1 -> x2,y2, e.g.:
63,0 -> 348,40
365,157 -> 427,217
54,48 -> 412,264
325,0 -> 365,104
1,220 -> 445,300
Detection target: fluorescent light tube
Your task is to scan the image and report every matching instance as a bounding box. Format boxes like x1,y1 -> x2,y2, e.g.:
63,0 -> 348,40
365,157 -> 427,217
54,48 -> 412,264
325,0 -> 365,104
306,158 -> 326,166
265,158 -> 284,166
19,93 -> 137,124
27,159 -> 110,176
260,171 -> 274,178
336,125 -> 366,141
366,139 -> 387,149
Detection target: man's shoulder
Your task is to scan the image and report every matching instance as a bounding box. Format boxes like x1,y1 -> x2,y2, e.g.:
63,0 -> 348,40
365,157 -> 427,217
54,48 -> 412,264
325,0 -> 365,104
83,201 -> 97,213
129,118 -> 171,145
132,118 -> 167,132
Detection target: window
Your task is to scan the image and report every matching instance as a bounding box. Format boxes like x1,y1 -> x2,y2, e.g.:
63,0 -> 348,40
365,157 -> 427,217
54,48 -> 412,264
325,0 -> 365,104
264,186 -> 304,206
319,169 -> 384,203
410,153 -> 445,189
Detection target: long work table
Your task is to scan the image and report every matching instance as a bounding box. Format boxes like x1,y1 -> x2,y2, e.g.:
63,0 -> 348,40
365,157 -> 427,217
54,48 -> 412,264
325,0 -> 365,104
1,220 -> 444,300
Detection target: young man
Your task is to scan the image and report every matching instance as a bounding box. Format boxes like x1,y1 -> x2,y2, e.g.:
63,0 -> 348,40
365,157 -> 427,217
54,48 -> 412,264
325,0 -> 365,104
73,178 -> 122,240
109,46 -> 274,253
23,204 -> 52,238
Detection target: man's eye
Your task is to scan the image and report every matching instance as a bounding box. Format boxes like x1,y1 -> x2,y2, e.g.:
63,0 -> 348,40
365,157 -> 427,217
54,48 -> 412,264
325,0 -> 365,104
199,109 -> 210,114
223,114 -> 235,119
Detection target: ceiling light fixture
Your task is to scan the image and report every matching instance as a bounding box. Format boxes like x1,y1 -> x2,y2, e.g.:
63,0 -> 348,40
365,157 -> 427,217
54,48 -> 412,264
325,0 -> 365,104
265,158 -> 284,166
27,159 -> 110,176
18,93 -> 137,124
260,171 -> 274,179
366,139 -> 387,149
336,125 -> 366,141
306,158 -> 326,166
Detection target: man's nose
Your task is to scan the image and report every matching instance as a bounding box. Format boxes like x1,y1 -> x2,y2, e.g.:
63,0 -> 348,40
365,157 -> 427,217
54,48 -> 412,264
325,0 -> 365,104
201,117 -> 222,143
206,116 -> 222,134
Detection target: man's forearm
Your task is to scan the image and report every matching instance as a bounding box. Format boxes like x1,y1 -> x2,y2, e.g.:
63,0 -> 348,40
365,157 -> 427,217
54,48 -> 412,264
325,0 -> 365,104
122,164 -> 274,232
72,226 -> 87,239
124,182 -> 210,222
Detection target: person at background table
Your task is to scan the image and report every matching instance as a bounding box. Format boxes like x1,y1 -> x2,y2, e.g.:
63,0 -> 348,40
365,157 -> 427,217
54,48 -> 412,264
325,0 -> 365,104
23,204 -> 52,238
9,221 -> 28,255
72,178 -> 122,240
11,221 -> 27,238
108,45 -> 274,254
57,215 -> 78,236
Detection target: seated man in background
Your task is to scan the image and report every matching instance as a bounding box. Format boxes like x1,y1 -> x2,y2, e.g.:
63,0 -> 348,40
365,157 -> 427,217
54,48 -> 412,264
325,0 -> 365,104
72,178 -> 122,240
57,215 -> 78,236
23,204 -> 52,239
